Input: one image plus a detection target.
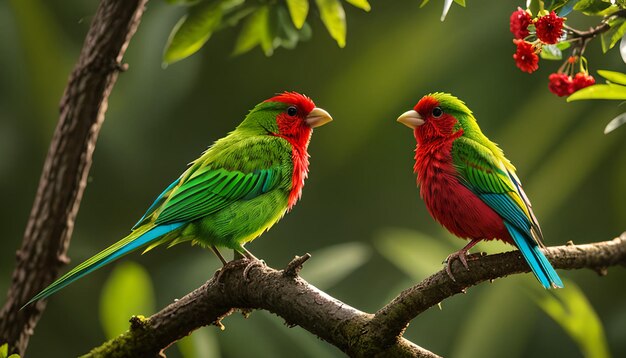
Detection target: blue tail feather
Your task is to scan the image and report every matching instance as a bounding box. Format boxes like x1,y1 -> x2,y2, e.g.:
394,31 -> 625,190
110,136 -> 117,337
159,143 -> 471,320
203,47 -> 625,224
23,222 -> 184,308
504,222 -> 563,289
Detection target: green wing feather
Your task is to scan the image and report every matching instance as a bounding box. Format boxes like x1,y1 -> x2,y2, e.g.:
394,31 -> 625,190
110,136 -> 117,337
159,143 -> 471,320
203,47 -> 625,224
452,136 -> 543,242
154,166 -> 281,225
452,137 -> 515,194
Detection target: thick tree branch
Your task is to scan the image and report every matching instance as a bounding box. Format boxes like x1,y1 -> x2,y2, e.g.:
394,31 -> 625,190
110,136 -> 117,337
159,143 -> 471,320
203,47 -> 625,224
366,232 -> 626,349
0,0 -> 148,355
83,258 -> 439,358
85,234 -> 625,358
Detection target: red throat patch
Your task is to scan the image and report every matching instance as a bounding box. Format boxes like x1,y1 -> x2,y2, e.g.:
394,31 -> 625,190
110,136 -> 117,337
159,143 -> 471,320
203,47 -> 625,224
266,92 -> 315,210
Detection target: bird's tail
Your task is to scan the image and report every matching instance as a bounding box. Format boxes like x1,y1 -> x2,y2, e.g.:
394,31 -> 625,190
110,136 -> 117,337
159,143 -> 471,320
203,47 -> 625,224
504,222 -> 563,289
22,222 -> 184,308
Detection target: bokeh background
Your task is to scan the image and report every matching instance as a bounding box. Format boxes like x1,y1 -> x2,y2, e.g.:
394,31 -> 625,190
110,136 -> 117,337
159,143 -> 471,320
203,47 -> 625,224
1,0 -> 625,357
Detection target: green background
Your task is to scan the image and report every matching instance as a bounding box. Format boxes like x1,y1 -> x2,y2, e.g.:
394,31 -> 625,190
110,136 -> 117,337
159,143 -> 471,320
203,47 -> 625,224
1,0 -> 625,357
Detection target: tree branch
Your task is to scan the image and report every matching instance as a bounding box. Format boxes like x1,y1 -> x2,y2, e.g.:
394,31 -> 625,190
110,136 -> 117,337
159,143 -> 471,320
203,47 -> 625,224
563,9 -> 626,55
366,233 -> 626,349
84,234 -> 625,358
0,0 -> 148,355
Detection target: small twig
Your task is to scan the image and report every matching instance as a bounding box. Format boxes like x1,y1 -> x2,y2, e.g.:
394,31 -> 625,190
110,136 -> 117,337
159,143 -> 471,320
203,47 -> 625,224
564,9 -> 626,55
283,253 -> 311,278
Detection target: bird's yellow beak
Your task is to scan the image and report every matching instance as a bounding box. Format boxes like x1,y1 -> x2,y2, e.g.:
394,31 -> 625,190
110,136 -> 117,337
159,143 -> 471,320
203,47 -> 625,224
306,107 -> 333,128
397,110 -> 424,129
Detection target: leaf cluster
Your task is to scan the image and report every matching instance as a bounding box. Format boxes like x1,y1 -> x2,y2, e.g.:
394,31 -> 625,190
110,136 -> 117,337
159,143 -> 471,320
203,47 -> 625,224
163,0 -> 371,65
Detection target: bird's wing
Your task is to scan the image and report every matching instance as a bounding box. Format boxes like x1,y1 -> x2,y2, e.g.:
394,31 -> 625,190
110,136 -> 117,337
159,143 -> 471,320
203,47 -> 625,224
132,177 -> 181,229
153,165 -> 281,225
132,136 -> 287,228
452,137 -> 542,243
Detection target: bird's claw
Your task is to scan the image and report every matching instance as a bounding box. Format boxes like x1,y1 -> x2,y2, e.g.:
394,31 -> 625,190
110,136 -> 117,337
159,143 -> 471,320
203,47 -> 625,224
212,253 -> 265,283
444,250 -> 471,282
214,265 -> 231,285
243,258 -> 266,281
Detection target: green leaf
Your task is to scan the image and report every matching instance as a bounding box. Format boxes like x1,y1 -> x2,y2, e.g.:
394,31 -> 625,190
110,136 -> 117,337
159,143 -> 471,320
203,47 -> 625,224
300,242 -> 371,290
555,0 -> 580,16
275,5 -> 302,49
0,344 -> 19,358
315,0 -> 347,48
454,0 -> 466,7
604,112 -> 626,133
419,0 -> 430,8
221,0 -> 245,11
601,17 -> 626,52
556,40 -> 571,50
573,0 -> 611,15
595,4 -> 622,16
540,44 -> 563,60
621,33 -> 626,63
597,69 -> 626,85
529,0 -> 543,16
567,83 -> 626,101
99,261 -> 156,339
533,281 -> 611,358
345,0 -> 371,11
232,5 -> 271,55
285,0 -> 309,29
220,5 -> 257,28
163,1 -> 223,65
440,0 -> 453,21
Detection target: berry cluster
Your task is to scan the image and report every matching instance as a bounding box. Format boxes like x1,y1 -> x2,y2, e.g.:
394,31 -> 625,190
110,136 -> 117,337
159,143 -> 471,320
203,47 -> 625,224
548,57 -> 596,97
509,8 -> 595,97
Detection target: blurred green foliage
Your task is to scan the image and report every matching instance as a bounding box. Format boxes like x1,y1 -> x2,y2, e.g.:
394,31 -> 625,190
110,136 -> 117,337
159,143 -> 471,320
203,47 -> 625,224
163,0 -> 371,63
1,0 -> 625,357
533,280 -> 611,358
99,262 -> 156,340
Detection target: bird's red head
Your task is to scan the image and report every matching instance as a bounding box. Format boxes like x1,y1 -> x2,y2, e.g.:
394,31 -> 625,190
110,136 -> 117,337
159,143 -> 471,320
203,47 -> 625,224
398,94 -> 462,144
264,92 -> 332,147
412,96 -> 459,142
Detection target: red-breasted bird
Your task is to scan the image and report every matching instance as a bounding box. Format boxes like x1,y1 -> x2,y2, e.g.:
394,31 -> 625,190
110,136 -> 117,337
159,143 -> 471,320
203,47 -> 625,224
25,92 -> 333,306
397,92 -> 562,289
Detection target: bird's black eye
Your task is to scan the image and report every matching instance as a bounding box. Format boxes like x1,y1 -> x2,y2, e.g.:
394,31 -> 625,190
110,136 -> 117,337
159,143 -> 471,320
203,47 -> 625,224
287,106 -> 298,116
432,107 -> 443,118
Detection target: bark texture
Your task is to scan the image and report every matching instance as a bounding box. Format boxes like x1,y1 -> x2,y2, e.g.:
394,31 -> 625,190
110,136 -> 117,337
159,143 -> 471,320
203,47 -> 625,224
84,234 -> 625,358
0,0 -> 148,355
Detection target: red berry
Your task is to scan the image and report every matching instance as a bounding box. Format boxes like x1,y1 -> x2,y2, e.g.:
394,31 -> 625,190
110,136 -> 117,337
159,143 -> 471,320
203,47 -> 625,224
513,39 -> 539,73
572,72 -> 595,91
510,7 -> 532,39
535,11 -> 564,44
548,73 -> 574,97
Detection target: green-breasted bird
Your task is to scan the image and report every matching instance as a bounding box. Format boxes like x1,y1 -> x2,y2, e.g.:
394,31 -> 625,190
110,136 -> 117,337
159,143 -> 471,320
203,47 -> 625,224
25,92 -> 333,306
397,92 -> 563,288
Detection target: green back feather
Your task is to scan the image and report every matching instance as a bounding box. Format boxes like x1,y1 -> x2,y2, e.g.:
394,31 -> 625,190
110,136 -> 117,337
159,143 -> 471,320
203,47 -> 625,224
431,93 -> 544,243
